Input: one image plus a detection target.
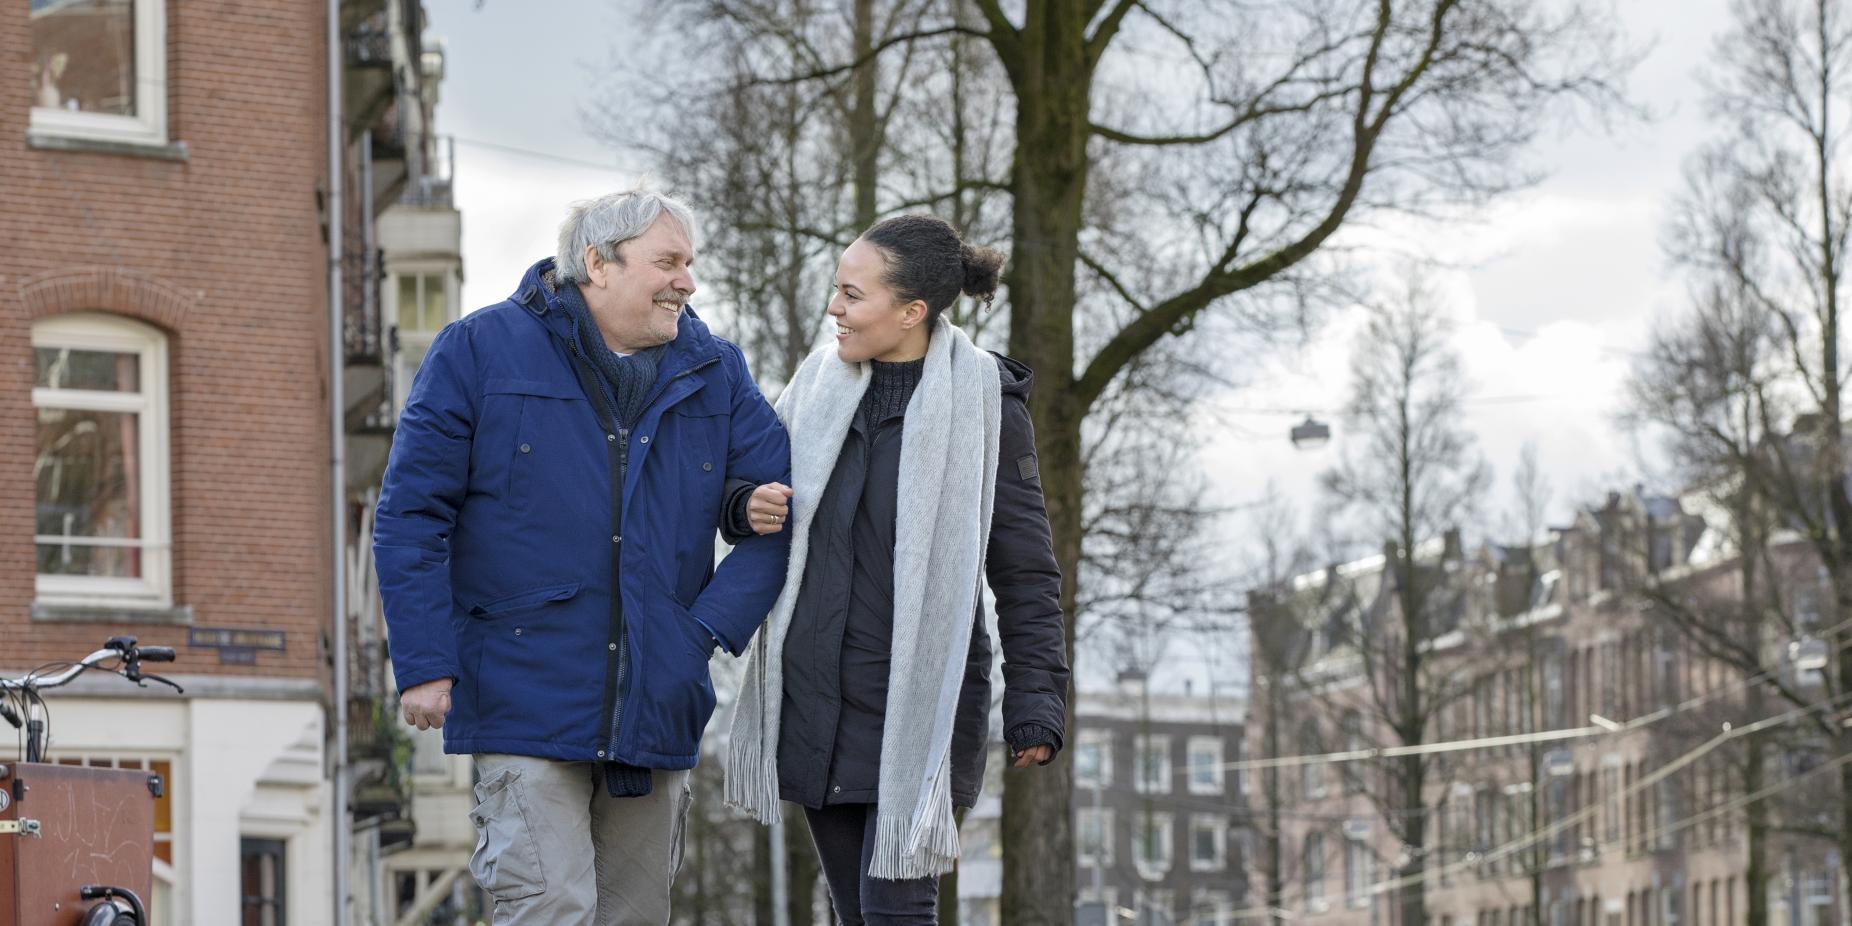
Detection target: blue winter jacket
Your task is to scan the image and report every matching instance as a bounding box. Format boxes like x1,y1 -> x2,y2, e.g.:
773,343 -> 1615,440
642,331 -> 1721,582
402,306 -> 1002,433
374,258 -> 792,769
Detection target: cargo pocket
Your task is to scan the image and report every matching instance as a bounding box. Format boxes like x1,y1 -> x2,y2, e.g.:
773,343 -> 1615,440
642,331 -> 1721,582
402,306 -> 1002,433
469,768 -> 547,901
669,777 -> 694,885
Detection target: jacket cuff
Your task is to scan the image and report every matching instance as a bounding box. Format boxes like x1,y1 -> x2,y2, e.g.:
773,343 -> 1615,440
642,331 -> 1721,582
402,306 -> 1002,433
720,478 -> 757,544
1007,722 -> 1061,762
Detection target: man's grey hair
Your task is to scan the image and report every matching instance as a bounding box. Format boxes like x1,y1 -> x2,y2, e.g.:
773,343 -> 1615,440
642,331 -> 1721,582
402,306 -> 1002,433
555,190 -> 701,284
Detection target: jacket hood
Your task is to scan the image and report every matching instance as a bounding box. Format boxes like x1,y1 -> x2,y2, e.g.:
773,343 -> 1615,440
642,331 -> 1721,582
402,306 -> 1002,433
992,352 -> 1034,400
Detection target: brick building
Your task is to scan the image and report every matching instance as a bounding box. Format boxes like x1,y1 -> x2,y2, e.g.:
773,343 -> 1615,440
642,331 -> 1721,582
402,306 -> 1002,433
1250,489 -> 1847,926
947,682 -> 1251,926
2,0 -> 454,921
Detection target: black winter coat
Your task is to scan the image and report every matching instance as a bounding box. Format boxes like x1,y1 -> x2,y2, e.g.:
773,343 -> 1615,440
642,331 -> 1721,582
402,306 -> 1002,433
775,354 -> 1069,809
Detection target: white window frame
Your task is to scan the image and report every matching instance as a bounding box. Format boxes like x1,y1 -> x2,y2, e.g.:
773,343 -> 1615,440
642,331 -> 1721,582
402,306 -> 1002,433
1075,728 -> 1113,789
388,264 -> 459,413
1078,807 -> 1115,868
1188,814 -> 1226,872
32,313 -> 172,609
1135,734 -> 1171,795
1191,891 -> 1230,926
1305,831 -> 1328,912
28,0 -> 168,148
1345,835 -> 1373,908
1187,735 -> 1224,795
1132,811 -> 1173,879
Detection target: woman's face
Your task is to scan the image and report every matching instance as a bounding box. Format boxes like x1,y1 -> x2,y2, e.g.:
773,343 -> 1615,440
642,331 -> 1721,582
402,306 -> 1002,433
828,238 -> 929,364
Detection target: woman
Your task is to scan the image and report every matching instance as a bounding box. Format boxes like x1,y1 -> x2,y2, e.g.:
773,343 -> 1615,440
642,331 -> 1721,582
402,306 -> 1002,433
726,215 -> 1069,923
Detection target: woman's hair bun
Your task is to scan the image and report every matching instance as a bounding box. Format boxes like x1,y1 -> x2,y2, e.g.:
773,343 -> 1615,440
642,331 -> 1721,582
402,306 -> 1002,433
960,244 -> 1004,304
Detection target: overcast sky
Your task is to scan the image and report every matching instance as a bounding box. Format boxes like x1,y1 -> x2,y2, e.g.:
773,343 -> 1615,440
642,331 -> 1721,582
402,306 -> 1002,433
423,1 -> 1741,694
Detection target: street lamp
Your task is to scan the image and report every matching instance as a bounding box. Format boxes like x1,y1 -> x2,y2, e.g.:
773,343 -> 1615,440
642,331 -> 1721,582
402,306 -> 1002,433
1790,636 -> 1829,674
1290,416 -> 1331,450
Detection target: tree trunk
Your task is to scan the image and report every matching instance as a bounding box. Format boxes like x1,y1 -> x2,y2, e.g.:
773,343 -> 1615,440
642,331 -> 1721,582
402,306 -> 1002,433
754,826 -> 773,925
1264,671 -> 1286,918
938,807 -> 968,925
1747,731 -> 1769,926
787,808 -> 821,926
850,0 -> 879,231
998,7 -> 1092,925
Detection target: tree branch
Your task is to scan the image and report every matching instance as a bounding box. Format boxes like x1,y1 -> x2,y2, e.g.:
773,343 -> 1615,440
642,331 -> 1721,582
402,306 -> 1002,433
743,25 -> 986,86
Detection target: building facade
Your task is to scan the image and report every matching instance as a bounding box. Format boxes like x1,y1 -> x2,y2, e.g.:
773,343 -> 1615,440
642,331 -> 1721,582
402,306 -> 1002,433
951,684 -> 1251,926
2,0 -> 459,922
1250,489 -> 1847,926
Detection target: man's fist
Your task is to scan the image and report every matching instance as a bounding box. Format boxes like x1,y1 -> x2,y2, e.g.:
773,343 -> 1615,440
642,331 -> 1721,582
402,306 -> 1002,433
402,678 -> 454,731
748,482 -> 794,535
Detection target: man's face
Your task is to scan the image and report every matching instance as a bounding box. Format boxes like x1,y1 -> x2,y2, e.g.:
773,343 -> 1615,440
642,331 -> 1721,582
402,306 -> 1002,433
581,214 -> 697,352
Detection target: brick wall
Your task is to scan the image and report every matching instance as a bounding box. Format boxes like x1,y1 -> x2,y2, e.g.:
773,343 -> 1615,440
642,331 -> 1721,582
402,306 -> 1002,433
0,0 -> 333,682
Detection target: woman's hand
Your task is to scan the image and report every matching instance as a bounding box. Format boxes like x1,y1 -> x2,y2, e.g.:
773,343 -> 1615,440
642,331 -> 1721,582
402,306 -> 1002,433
1012,745 -> 1053,768
748,482 -> 794,534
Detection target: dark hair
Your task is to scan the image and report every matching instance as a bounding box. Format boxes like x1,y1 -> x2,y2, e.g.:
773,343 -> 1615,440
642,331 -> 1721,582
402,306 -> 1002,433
860,215 -> 1004,324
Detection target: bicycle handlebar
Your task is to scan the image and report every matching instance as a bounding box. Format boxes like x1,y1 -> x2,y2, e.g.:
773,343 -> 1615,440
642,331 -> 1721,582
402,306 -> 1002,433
0,648 -> 119,691
1,637 -> 183,692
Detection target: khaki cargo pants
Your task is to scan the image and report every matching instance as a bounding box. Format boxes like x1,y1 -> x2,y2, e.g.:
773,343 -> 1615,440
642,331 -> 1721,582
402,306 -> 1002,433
469,754 -> 694,926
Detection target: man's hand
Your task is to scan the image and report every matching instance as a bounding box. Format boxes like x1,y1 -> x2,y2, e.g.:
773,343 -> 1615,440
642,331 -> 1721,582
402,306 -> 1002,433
748,482 -> 794,534
402,678 -> 454,731
1013,745 -> 1054,768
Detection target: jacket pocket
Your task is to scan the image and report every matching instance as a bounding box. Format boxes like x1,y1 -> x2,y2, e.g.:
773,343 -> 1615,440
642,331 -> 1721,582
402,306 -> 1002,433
467,582 -> 581,619
468,768 -> 546,901
482,378 -> 588,510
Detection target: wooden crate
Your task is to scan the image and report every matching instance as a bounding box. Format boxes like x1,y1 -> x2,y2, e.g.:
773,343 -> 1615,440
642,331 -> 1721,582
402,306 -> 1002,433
0,763 -> 156,926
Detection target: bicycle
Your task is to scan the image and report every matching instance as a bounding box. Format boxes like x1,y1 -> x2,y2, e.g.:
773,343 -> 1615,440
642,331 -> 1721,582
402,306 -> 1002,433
0,636 -> 183,926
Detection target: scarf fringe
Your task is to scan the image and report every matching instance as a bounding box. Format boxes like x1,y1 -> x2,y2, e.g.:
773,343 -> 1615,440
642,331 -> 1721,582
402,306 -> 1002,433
868,759 -> 959,881
723,697 -> 780,824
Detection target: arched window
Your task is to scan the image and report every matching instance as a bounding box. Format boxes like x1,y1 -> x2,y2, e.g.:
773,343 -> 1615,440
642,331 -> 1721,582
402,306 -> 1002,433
32,312 -> 171,608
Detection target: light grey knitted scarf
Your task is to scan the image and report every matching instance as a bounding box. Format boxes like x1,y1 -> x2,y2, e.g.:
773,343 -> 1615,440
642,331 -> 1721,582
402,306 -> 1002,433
725,316 -> 1002,879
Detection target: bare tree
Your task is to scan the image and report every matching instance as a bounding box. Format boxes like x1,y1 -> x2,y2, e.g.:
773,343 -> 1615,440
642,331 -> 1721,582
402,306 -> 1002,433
604,0 -> 1632,915
1317,273 -> 1490,924
1623,258 -> 1821,926
1646,0 -> 1852,911
1242,484 -> 1318,921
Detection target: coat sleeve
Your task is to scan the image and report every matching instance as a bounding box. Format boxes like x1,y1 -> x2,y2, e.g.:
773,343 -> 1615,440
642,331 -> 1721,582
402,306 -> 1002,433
688,342 -> 794,655
373,322 -> 478,693
986,382 -> 1070,757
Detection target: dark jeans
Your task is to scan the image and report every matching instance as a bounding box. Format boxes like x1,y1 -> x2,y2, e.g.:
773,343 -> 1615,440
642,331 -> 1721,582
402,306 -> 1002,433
804,803 -> 939,925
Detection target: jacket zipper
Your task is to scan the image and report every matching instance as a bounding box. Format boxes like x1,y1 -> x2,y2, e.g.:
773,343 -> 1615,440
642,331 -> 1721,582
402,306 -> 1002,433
600,355 -> 723,762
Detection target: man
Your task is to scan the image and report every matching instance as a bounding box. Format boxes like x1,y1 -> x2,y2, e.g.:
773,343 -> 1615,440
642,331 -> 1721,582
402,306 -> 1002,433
374,190 -> 792,924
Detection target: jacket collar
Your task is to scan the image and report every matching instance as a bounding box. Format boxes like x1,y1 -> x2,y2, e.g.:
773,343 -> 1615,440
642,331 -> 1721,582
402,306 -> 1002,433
512,257 -> 721,377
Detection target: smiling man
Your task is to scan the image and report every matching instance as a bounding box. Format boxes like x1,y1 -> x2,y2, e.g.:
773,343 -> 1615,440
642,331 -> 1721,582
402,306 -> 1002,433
373,190 -> 792,924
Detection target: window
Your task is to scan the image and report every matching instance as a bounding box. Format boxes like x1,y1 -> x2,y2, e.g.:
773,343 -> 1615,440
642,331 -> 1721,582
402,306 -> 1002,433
1132,811 -> 1173,878
1544,653 -> 1565,728
1300,726 -> 1326,799
1135,734 -> 1170,794
1345,836 -> 1372,908
241,837 -> 287,926
1076,728 -> 1113,788
1191,891 -> 1229,926
1187,736 -> 1224,795
411,726 -> 449,778
391,269 -> 457,411
29,0 -> 167,147
1135,889 -> 1172,926
1189,815 -> 1225,872
1305,832 -> 1327,911
1341,710 -> 1365,793
1078,807 -> 1114,867
33,313 -> 171,609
